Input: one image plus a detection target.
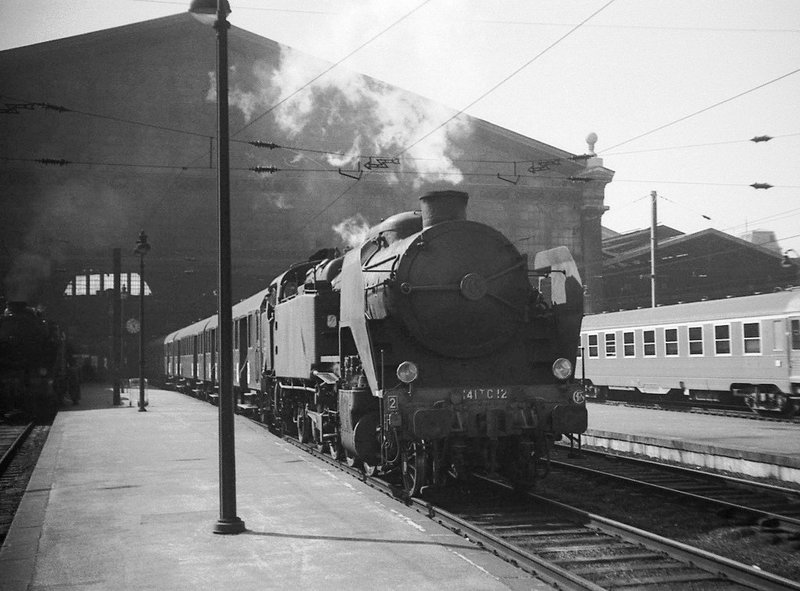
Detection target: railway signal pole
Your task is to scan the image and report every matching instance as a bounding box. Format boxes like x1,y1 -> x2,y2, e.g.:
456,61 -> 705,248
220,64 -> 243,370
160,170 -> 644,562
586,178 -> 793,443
650,190 -> 658,308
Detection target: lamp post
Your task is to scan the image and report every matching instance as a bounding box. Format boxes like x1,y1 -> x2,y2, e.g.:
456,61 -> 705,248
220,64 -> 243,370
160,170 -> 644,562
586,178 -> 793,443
189,0 -> 245,535
112,248 -> 122,406
121,284 -> 128,378
134,230 -> 150,412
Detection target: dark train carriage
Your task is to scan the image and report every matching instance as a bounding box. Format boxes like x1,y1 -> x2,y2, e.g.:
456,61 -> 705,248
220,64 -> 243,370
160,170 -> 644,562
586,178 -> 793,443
164,317 -> 215,391
576,289 -> 800,416
0,301 -> 63,418
231,288 -> 270,394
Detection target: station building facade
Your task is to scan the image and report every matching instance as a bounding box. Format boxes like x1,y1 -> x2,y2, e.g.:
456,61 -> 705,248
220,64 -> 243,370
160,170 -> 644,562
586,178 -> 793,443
0,14 -> 612,373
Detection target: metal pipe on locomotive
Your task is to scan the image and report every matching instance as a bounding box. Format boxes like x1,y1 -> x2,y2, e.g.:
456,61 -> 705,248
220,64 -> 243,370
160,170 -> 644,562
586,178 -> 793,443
164,190 -> 588,496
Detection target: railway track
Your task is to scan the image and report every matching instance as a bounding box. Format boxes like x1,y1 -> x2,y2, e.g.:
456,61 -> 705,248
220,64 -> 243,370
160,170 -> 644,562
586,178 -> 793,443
437,475 -> 800,591
264,421 -> 800,590
1,422 -> 49,545
550,446 -> 800,534
0,422 -> 34,475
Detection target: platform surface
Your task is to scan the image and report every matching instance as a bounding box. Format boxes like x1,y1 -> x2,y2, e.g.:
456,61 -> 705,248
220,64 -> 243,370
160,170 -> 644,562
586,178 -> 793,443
0,385 -> 552,591
582,402 -> 800,484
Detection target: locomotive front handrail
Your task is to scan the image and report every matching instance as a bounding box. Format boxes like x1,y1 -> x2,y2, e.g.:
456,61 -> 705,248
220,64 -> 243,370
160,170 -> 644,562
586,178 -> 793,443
399,260 -> 526,296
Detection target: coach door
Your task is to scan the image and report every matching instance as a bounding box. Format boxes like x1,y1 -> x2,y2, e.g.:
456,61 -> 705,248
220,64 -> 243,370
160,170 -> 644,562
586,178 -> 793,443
790,318 -> 800,373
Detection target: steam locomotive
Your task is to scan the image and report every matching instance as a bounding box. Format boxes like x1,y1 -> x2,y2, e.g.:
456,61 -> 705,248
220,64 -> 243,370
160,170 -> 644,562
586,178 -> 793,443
164,190 -> 588,495
0,300 -> 75,420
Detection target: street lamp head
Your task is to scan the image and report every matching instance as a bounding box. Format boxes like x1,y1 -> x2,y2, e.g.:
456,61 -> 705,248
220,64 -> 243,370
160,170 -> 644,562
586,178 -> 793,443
134,230 -> 151,257
189,0 -> 231,23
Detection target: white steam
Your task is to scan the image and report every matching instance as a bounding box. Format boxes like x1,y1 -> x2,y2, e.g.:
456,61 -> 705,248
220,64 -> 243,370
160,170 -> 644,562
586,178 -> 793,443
205,43 -> 474,189
270,47 -> 472,188
332,214 -> 371,249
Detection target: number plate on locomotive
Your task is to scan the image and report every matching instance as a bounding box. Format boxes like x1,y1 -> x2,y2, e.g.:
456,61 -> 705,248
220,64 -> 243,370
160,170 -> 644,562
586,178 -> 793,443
458,387 -> 509,401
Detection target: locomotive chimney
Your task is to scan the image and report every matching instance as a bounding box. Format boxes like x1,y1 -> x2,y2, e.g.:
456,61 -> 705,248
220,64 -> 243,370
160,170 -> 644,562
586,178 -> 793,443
419,190 -> 468,228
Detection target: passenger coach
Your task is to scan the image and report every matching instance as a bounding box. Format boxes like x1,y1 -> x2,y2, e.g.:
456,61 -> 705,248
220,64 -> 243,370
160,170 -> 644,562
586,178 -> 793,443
576,289 -> 800,416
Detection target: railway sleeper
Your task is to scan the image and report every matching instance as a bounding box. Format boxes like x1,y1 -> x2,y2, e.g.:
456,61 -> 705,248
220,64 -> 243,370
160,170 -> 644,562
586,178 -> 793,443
569,559 -> 685,576
550,551 -> 664,565
599,571 -> 720,588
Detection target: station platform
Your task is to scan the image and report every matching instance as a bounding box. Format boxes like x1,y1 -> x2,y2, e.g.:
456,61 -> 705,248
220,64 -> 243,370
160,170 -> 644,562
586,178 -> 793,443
0,385 -> 551,591
582,402 -> 800,486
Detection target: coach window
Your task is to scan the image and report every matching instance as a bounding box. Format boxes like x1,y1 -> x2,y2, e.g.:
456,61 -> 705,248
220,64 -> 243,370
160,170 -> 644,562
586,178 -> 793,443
714,324 -> 731,355
588,334 -> 599,358
689,326 -> 703,355
643,329 -> 656,357
743,322 -> 761,354
792,319 -> 800,350
665,328 -> 678,356
623,331 -> 635,357
605,333 -> 616,357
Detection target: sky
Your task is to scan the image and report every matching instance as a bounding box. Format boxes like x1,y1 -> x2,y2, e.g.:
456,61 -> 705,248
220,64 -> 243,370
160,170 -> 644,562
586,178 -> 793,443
1,0 -> 799,254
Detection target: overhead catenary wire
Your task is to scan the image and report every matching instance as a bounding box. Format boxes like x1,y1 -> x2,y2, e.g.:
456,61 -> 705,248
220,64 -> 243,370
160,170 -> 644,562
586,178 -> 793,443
600,67 -> 800,154
394,0 -> 618,159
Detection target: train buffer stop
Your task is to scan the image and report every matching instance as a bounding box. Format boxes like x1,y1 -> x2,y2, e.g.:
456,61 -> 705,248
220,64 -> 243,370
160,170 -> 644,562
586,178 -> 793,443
0,384 -> 555,591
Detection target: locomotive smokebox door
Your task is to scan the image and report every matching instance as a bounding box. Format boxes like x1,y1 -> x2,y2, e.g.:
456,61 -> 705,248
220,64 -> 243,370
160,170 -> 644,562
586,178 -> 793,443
394,222 -> 529,358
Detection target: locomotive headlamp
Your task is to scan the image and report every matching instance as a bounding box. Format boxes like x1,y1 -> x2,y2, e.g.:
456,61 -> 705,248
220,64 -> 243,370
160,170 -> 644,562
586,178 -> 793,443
552,358 -> 573,380
397,361 -> 419,384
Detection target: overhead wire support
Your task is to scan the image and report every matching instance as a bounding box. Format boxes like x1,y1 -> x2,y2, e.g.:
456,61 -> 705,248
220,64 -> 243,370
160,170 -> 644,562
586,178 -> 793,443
0,101 -> 69,114
363,156 -> 400,170
529,158 -> 562,174
249,166 -> 279,174
0,102 -> 37,114
338,162 -> 363,181
750,135 -> 773,143
751,182 -> 774,189
247,140 -> 280,149
37,102 -> 70,113
497,161 -> 521,185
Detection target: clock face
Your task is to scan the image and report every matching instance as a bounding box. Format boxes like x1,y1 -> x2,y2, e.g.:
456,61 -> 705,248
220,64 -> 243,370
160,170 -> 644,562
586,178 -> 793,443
126,318 -> 140,334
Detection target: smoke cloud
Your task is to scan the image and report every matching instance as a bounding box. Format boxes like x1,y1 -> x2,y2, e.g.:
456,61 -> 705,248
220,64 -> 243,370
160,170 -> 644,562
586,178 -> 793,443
332,214 -> 371,249
270,47 -> 472,188
206,44 -> 474,190
4,253 -> 52,302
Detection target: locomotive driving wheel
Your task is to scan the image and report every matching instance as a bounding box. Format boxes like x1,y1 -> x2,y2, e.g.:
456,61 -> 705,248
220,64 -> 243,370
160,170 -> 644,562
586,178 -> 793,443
401,441 -> 428,496
345,452 -> 361,469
